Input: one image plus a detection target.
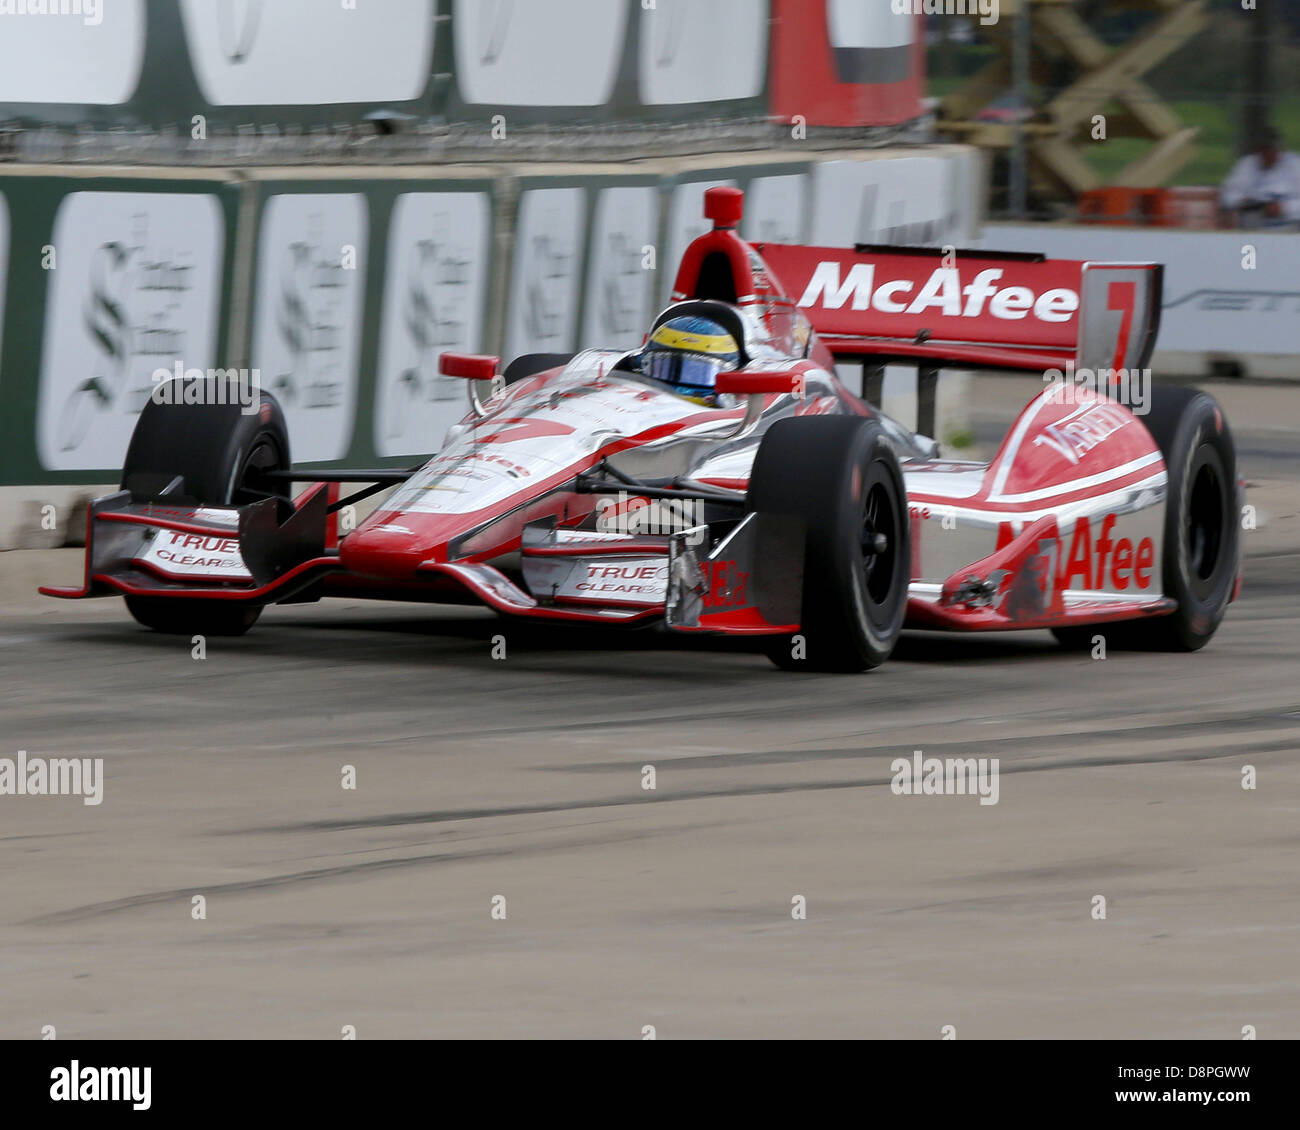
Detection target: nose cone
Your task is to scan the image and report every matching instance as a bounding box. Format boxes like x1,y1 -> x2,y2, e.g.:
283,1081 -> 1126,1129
338,507 -> 480,580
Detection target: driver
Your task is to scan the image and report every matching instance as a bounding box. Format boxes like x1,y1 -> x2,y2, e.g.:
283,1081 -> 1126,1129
640,316 -> 740,405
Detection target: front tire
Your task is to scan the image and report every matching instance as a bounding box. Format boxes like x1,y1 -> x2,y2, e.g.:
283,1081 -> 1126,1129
747,416 -> 911,672
119,378 -> 290,636
124,597 -> 262,637
122,378 -> 290,508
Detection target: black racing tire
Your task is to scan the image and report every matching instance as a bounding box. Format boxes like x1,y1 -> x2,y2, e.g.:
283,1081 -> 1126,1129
1060,385 -> 1239,653
503,353 -> 575,386
119,377 -> 291,636
1131,384 -> 1239,650
747,416 -> 910,672
122,377 -> 291,507
123,596 -> 263,638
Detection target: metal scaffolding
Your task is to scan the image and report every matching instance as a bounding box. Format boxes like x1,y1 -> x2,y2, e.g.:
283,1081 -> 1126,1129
938,0 -> 1214,208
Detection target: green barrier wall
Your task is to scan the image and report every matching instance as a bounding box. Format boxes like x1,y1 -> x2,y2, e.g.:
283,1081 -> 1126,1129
0,147 -> 982,485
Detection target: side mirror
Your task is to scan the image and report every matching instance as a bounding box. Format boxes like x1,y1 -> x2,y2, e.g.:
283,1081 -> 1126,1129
714,371 -> 804,397
439,352 -> 503,418
714,371 -> 805,441
439,352 -> 500,381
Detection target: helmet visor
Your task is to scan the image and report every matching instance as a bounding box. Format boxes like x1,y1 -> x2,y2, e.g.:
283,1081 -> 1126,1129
646,350 -> 726,393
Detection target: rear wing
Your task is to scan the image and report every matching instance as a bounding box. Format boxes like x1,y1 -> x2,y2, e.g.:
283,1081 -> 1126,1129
668,188 -> 1163,438
755,242 -> 1163,377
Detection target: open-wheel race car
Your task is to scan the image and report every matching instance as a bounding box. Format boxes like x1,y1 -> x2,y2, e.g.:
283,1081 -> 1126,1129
42,187 -> 1242,671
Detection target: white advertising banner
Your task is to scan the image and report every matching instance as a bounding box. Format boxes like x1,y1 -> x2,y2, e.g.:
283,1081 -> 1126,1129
374,192 -> 493,458
454,0 -> 628,107
811,156 -> 965,248
663,179 -> 737,304
36,192 -> 225,473
827,0 -> 915,83
744,173 -> 810,246
639,0 -> 767,106
0,0 -> 145,104
946,148 -> 986,247
506,187 -> 586,361
972,224 -> 1300,359
581,186 -> 659,352
251,194 -> 368,464
180,0 -> 435,106
830,0 -> 913,48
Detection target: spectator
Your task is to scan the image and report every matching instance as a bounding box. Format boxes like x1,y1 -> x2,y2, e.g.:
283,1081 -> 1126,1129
1220,127 -> 1300,229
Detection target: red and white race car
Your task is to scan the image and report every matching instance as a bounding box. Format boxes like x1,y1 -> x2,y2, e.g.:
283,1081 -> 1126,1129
43,188 -> 1241,671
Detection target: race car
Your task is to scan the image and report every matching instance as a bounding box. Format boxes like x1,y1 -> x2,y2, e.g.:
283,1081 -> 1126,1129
42,187 -> 1242,672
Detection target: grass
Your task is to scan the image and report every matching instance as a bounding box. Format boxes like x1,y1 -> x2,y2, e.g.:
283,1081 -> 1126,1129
930,79 -> 1300,187
1082,99 -> 1300,186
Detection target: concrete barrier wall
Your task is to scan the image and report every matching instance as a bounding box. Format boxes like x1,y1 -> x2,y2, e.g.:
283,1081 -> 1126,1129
973,224 -> 1300,381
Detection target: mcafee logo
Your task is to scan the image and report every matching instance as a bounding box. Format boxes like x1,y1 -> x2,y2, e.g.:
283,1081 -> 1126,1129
797,263 -> 1080,323
998,515 -> 1156,592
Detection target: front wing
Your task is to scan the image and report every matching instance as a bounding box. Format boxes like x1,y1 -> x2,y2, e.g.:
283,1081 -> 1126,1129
43,484 -> 1180,636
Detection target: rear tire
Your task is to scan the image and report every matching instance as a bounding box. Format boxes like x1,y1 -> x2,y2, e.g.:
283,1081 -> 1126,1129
1051,625 -> 1100,650
747,416 -> 910,672
503,353 -> 575,386
119,378 -> 290,637
1129,385 -> 1238,650
1060,385 -> 1239,652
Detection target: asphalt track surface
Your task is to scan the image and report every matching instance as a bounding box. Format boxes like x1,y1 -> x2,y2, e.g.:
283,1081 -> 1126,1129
1,377 -> 1296,1039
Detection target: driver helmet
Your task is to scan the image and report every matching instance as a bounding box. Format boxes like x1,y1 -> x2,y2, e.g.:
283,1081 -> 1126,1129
642,316 -> 740,404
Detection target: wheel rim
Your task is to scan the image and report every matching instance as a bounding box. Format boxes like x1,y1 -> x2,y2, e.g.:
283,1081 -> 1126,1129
1185,447 -> 1226,585
231,436 -> 288,506
861,477 -> 900,611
